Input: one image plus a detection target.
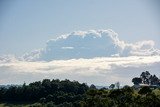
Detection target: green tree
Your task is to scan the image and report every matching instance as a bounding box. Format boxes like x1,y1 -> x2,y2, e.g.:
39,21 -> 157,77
90,84 -> 96,89
109,84 -> 115,89
132,77 -> 142,85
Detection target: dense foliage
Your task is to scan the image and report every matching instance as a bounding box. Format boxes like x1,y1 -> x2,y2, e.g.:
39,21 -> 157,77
0,79 -> 88,105
0,77 -> 160,107
132,71 -> 160,86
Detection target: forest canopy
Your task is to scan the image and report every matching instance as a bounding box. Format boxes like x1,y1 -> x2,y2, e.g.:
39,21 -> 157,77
0,71 -> 160,107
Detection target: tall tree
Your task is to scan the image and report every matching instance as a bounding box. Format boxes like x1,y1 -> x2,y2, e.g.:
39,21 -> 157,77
115,82 -> 120,89
132,77 -> 142,85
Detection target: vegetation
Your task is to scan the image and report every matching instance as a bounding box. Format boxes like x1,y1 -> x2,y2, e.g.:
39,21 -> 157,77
0,71 -> 160,107
132,71 -> 160,86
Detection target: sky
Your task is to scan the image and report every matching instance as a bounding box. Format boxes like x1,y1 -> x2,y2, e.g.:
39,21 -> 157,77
0,0 -> 160,86
0,0 -> 160,55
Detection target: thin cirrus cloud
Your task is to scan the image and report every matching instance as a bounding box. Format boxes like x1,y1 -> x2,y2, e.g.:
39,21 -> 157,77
0,29 -> 160,85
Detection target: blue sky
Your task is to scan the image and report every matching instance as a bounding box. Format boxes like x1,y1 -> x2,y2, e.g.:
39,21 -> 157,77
0,0 -> 160,56
0,0 -> 160,85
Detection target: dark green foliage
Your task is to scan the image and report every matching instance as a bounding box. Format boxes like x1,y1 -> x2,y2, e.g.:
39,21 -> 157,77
109,84 -> 115,89
0,79 -> 88,104
132,77 -> 142,85
132,71 -> 160,86
138,86 -> 152,95
90,84 -> 96,89
1,78 -> 160,107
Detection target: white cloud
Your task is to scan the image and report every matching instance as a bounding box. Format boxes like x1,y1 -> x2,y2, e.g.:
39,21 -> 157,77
22,29 -> 160,61
0,56 -> 160,85
1,29 -> 160,86
0,55 -> 18,63
61,47 -> 74,50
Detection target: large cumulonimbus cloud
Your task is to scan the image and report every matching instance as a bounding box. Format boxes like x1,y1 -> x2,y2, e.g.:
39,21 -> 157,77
22,29 -> 160,61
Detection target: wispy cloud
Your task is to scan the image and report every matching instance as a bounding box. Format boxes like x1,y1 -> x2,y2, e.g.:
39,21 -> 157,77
0,56 -> 160,85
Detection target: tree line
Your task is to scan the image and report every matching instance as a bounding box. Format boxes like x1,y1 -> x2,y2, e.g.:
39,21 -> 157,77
0,71 -> 160,107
